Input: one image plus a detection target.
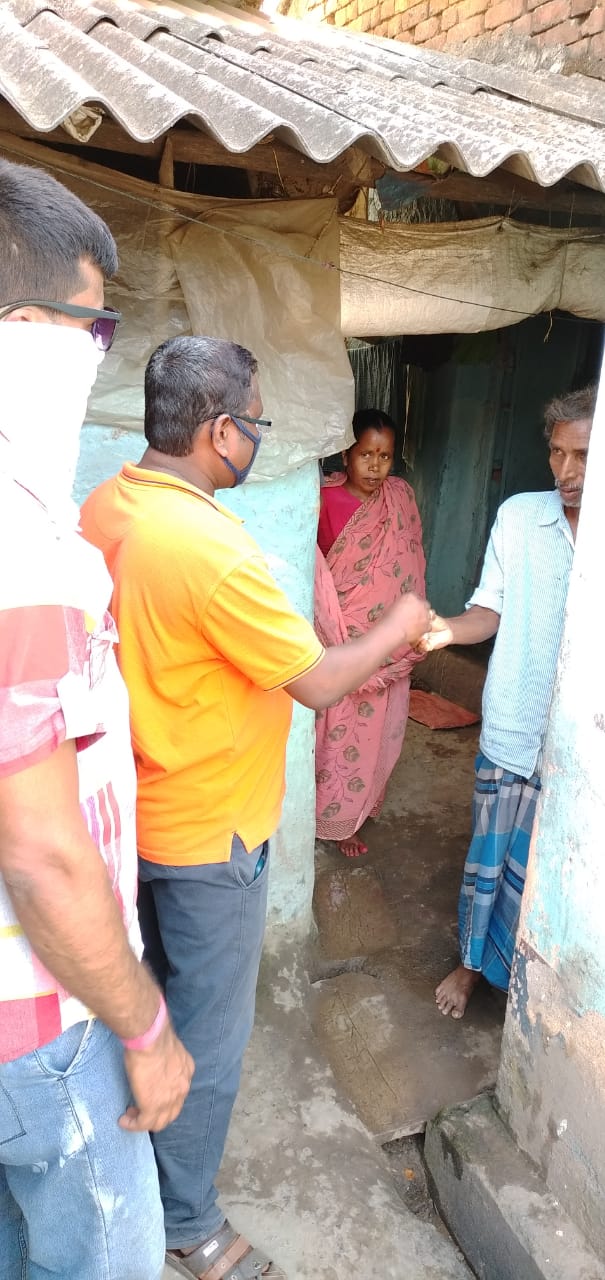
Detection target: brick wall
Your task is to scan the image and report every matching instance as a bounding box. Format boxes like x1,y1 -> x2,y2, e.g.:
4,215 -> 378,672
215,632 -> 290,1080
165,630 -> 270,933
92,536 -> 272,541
303,0 -> 605,64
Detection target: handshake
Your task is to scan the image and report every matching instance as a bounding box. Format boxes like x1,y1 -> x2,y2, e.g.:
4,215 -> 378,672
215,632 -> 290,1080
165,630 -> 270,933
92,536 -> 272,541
394,592 -> 454,654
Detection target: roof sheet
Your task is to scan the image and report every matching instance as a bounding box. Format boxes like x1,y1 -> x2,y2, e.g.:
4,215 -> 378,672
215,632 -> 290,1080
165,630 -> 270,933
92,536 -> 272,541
1,0 -> 605,191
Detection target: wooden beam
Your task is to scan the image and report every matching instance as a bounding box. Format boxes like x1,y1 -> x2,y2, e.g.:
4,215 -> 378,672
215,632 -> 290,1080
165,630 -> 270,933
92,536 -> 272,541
3,100 -> 602,216
159,135 -> 175,189
394,167 -> 605,218
0,102 -> 383,192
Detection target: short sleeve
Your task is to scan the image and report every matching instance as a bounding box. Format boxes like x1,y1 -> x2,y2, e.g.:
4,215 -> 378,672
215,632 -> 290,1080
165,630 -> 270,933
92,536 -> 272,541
0,603 -> 110,778
466,508 -> 504,614
202,555 -> 324,691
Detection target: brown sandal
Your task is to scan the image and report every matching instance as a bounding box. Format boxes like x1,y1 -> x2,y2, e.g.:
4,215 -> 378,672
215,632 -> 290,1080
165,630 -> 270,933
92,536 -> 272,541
166,1218 -> 285,1280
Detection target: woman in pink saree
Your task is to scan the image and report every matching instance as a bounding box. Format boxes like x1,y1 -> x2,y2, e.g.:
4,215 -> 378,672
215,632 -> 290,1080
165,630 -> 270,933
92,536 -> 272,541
315,410 -> 426,857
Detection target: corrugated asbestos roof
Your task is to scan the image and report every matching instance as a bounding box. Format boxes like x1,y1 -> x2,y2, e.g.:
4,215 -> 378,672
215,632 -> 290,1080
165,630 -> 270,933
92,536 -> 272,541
1,0 -> 605,191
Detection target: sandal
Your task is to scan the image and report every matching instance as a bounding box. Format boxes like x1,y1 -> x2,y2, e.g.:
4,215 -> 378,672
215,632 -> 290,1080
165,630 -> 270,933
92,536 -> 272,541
166,1218 -> 286,1280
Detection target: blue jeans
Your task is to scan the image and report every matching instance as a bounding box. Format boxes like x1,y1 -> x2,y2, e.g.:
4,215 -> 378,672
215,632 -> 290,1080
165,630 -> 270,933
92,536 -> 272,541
0,1018 -> 164,1279
138,835 -> 269,1251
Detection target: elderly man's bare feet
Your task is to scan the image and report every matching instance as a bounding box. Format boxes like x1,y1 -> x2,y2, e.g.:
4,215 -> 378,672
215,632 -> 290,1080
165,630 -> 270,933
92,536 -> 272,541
435,965 -> 480,1018
337,837 -> 368,858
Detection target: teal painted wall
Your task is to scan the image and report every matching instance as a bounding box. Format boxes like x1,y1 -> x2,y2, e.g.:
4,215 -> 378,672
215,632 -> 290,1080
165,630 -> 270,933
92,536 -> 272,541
497,373 -> 605,1254
75,431 -> 319,937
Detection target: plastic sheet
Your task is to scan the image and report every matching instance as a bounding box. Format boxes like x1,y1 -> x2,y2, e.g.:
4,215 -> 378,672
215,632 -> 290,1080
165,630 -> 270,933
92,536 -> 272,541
340,215 -> 605,337
87,189 -> 354,478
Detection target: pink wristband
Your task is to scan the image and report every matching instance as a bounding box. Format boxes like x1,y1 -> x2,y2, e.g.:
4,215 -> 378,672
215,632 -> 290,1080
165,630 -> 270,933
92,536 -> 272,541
121,994 -> 168,1051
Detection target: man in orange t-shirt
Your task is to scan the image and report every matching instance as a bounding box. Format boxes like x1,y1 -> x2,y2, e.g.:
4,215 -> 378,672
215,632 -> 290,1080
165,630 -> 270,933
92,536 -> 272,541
81,336 -> 431,1280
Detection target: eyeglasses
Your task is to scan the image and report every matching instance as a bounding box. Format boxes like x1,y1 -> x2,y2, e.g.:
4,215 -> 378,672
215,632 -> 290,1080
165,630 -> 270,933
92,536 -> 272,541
0,300 -> 122,352
230,413 -> 272,434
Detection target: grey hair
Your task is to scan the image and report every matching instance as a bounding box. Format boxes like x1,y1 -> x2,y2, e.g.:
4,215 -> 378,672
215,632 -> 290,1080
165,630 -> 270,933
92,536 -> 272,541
0,158 -> 117,303
544,384 -> 597,442
144,335 -> 258,456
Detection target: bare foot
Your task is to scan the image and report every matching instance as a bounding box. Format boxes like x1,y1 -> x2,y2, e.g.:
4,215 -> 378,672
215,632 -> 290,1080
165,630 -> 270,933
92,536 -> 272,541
337,837 -> 368,858
435,965 -> 480,1019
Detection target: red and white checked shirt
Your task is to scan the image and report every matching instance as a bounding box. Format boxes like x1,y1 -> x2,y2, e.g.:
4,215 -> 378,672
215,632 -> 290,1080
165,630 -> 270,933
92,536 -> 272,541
0,478 -> 141,1063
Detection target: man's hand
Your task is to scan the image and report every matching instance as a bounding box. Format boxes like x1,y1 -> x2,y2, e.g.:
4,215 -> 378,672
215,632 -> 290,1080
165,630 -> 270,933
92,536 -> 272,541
392,592 -> 433,646
416,614 -> 454,654
120,1021 -> 194,1133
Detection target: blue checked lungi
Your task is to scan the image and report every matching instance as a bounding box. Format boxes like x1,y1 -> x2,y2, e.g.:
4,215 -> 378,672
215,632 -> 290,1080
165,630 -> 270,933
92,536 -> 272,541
458,753 -> 541,992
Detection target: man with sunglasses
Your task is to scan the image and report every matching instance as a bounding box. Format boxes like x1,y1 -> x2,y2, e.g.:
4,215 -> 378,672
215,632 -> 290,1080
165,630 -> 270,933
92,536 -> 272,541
0,159 -> 193,1280
81,335 -> 431,1280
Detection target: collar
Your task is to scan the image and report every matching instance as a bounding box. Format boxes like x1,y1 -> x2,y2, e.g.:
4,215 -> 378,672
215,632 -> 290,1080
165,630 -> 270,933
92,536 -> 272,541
538,488 -> 566,527
120,462 -> 243,524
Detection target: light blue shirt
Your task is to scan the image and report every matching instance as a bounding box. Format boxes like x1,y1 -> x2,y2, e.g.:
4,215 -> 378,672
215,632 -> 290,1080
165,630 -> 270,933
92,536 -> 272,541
468,489 -> 574,778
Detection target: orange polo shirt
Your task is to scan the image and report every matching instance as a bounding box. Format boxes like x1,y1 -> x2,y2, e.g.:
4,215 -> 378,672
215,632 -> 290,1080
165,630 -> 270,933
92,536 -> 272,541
80,464 -> 324,866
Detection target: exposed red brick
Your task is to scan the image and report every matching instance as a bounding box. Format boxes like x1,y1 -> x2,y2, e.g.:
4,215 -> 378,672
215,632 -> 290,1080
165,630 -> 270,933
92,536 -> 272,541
453,11 -> 485,37
569,34 -> 592,53
510,12 -> 533,32
580,5 -> 605,35
589,28 -> 605,53
427,30 -> 448,46
414,14 -> 440,37
380,0 -> 395,21
441,4 -> 459,29
356,0 -> 375,14
398,0 -> 429,30
457,0 -> 489,18
541,17 -> 582,40
387,12 -> 403,34
570,0 -> 595,15
531,0 -> 573,33
485,0 -> 526,30
429,0 -> 449,14
525,0 -> 544,8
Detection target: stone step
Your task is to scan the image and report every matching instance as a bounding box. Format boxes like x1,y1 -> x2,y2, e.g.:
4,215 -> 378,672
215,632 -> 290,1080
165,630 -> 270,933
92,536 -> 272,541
425,1093 -> 605,1280
313,969 -> 502,1141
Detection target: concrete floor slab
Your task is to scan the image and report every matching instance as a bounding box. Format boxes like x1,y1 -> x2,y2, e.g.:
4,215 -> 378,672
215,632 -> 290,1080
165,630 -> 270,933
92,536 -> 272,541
213,949 -> 472,1280
313,864 -> 399,961
425,1093 -> 605,1280
312,720 -> 504,1138
314,969 -> 502,1140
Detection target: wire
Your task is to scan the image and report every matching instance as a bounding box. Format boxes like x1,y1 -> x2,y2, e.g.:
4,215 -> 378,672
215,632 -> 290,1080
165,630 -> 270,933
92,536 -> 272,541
2,138 -> 604,322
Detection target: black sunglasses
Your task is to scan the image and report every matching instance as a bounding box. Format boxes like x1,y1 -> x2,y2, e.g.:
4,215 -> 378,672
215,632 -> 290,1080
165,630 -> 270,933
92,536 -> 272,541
0,300 -> 122,352
230,413 -> 272,433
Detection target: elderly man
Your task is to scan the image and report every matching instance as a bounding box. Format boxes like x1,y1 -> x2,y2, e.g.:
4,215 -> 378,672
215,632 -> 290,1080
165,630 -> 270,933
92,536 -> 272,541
81,334 -> 431,1280
425,385 -> 594,1019
0,161 -> 192,1279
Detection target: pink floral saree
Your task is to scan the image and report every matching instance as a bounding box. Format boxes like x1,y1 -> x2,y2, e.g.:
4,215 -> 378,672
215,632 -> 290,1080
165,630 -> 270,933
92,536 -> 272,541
314,474 -> 426,841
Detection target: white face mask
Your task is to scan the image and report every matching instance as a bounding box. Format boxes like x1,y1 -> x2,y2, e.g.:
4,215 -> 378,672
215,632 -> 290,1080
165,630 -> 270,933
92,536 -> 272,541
0,321 -> 103,533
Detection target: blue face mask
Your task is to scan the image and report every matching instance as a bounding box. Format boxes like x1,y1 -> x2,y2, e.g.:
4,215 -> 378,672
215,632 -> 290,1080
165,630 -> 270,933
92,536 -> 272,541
218,414 -> 269,486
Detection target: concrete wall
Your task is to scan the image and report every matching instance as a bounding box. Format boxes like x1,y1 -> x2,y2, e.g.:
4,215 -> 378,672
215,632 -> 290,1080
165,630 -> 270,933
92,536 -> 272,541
75,427 -> 320,939
496,373 -> 605,1257
302,0 -> 605,61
